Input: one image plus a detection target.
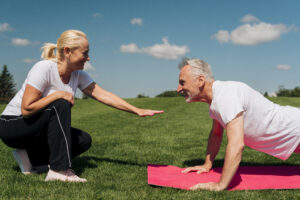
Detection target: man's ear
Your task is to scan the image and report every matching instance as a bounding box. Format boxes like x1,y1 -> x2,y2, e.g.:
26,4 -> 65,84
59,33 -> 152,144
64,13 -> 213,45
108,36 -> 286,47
197,75 -> 206,87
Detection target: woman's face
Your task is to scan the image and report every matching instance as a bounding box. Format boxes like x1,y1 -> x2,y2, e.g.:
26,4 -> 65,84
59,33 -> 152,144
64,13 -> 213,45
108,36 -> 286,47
69,38 -> 90,71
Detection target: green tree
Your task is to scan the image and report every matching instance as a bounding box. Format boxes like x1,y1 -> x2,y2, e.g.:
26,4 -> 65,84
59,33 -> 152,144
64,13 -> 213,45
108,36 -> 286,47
291,87 -> 300,97
137,93 -> 149,98
276,85 -> 291,97
156,90 -> 182,97
0,65 -> 16,101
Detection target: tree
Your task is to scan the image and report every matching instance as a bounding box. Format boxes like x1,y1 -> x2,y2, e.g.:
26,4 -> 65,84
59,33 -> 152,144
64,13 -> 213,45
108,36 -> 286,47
0,65 -> 16,101
276,85 -> 291,97
291,87 -> 300,97
156,90 -> 183,97
137,93 -> 149,98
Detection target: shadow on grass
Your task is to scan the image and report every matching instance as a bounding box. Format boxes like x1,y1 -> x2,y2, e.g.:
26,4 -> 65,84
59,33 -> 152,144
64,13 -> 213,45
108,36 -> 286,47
73,155 -> 144,174
11,155 -> 145,175
183,159 -> 300,167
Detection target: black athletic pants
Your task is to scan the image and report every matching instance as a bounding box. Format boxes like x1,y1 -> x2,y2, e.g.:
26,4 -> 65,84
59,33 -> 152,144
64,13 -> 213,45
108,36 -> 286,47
0,99 -> 92,171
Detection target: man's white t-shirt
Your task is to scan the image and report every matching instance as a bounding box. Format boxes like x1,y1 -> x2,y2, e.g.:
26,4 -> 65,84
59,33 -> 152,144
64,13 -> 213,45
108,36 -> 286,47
2,60 -> 94,116
209,80 -> 300,160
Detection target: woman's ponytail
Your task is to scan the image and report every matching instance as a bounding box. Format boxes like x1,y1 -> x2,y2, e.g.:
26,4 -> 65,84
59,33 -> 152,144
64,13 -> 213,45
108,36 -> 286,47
41,43 -> 57,61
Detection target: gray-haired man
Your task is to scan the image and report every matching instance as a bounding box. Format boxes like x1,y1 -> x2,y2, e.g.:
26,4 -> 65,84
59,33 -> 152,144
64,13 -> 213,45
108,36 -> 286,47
177,58 -> 300,191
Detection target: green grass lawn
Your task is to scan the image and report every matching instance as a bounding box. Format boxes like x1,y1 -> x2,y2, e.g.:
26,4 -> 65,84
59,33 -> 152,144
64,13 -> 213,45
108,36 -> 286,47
0,97 -> 299,200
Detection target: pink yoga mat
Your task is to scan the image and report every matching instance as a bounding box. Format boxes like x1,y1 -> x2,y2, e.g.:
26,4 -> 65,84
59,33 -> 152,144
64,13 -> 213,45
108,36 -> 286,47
148,164 -> 300,190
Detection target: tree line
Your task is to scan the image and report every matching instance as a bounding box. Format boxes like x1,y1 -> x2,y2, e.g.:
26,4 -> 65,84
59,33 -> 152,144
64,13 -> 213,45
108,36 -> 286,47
1,65 -> 300,102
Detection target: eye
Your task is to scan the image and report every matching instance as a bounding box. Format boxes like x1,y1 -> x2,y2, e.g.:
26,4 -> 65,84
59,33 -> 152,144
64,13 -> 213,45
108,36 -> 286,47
179,80 -> 185,86
83,51 -> 89,57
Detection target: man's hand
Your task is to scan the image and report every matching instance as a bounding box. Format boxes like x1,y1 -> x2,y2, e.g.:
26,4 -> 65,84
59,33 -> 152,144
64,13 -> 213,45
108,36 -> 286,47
181,164 -> 211,174
190,182 -> 225,191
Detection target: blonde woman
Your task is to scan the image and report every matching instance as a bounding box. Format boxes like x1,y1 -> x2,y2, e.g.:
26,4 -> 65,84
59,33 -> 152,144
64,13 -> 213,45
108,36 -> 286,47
0,30 -> 163,182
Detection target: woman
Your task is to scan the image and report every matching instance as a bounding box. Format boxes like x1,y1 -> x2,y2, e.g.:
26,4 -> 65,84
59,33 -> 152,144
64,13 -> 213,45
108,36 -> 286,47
0,30 -> 163,182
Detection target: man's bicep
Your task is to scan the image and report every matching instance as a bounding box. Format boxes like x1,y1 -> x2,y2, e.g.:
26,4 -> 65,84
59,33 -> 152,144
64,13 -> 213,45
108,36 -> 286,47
226,112 -> 244,144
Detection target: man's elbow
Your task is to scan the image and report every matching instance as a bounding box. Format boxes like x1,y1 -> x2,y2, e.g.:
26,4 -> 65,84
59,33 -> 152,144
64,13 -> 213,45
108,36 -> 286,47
238,143 -> 245,151
228,142 -> 244,157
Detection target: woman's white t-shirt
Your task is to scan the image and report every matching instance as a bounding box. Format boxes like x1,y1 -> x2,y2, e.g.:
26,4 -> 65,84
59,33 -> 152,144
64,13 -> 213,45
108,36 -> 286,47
209,80 -> 300,160
2,60 -> 94,116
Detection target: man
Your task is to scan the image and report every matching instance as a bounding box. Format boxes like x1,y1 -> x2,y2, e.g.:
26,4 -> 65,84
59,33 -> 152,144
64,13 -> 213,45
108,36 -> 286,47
177,58 -> 300,191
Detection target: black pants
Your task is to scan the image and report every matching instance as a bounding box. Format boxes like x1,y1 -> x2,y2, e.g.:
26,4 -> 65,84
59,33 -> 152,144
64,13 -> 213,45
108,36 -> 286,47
0,99 -> 92,171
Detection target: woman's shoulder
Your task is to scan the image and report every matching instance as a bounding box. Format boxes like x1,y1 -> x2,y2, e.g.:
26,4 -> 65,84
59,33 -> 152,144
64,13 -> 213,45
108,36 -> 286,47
33,59 -> 56,67
31,60 -> 56,71
27,60 -> 57,77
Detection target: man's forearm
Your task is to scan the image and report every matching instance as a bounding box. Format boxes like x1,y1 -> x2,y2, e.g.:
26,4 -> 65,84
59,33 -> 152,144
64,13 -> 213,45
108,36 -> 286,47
218,143 -> 244,189
205,130 -> 223,166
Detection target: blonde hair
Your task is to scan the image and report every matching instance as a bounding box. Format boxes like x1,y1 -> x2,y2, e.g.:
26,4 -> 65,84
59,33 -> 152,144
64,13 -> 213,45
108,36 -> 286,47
41,30 -> 87,62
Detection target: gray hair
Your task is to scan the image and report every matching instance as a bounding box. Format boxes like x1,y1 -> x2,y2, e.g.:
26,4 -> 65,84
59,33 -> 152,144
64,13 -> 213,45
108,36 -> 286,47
178,57 -> 214,81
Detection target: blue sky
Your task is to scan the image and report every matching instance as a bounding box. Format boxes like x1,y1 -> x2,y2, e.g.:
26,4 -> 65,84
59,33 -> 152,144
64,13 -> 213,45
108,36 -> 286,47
0,0 -> 300,98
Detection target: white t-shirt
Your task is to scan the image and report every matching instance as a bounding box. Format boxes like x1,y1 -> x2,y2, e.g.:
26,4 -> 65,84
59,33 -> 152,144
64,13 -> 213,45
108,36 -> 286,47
209,80 -> 300,160
2,60 -> 94,116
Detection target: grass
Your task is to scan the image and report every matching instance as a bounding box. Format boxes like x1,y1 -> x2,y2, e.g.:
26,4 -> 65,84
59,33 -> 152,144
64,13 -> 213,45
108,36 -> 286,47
0,97 -> 300,200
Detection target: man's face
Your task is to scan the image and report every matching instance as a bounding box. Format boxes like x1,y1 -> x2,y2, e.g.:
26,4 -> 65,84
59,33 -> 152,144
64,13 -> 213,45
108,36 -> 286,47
177,65 -> 201,103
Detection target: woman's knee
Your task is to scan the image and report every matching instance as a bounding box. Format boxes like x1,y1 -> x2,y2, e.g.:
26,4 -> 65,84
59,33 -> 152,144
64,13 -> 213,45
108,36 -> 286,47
52,99 -> 72,108
82,133 -> 92,151
50,99 -> 72,114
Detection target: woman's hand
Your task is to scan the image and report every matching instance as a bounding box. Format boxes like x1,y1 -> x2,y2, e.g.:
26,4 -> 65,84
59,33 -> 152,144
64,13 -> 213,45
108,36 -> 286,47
54,91 -> 74,106
136,109 -> 164,117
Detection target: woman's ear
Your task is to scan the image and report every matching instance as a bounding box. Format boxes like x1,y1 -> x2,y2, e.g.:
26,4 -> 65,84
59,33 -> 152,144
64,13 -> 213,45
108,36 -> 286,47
63,47 -> 71,56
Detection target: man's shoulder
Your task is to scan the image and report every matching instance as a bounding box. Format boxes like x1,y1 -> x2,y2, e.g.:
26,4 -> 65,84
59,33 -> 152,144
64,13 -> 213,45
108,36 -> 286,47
214,80 -> 248,87
212,80 -> 249,104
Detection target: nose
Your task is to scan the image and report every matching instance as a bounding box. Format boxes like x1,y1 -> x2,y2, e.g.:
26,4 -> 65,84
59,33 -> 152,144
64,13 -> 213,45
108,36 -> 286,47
177,85 -> 182,93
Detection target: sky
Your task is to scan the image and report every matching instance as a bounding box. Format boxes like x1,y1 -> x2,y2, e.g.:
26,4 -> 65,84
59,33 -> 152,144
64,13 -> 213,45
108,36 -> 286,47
0,0 -> 300,98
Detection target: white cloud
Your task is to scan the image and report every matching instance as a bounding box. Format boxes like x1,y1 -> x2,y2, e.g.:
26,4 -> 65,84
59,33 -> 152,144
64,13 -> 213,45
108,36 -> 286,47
130,18 -> 143,26
93,12 -> 103,18
11,38 -> 39,46
212,15 -> 297,46
212,30 -> 230,43
231,23 -> 295,45
241,14 -> 260,23
120,43 -> 139,53
276,64 -> 291,71
120,37 -> 190,60
22,58 -> 37,63
12,38 -> 30,46
84,62 -> 96,71
0,23 -> 13,33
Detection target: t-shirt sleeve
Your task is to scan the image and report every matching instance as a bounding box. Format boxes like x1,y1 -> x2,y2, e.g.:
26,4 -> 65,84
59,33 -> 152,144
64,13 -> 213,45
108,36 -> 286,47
26,62 -> 49,92
213,89 -> 244,126
78,70 -> 94,90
